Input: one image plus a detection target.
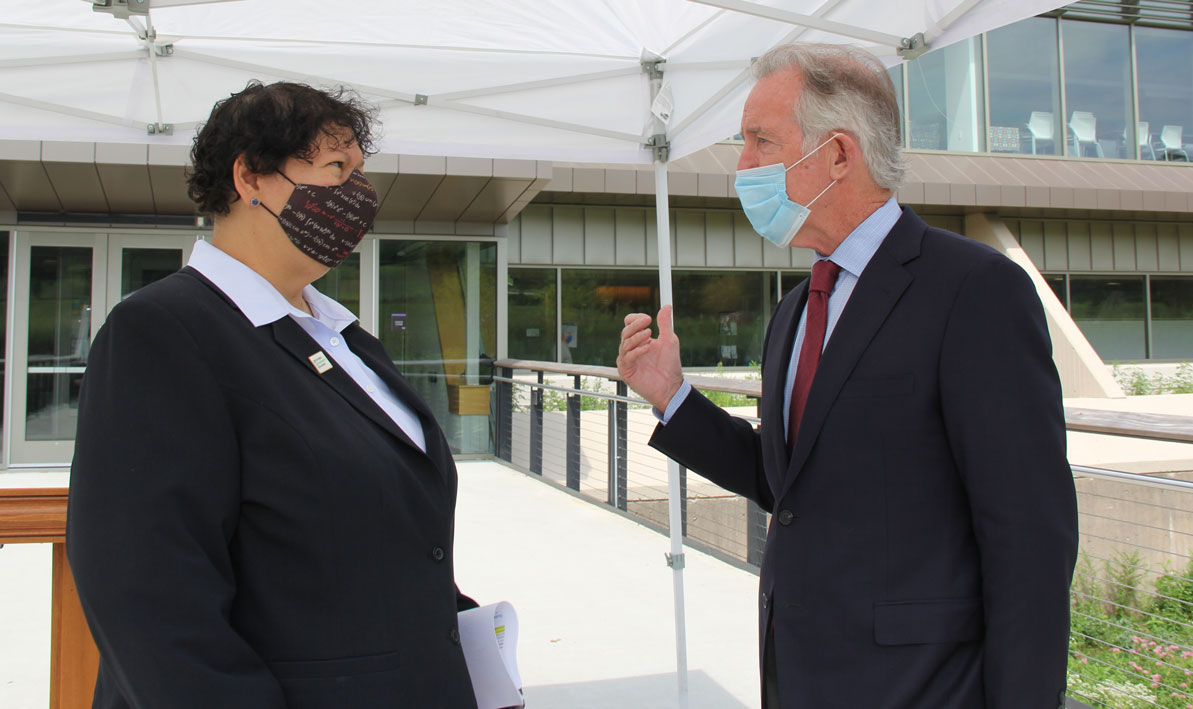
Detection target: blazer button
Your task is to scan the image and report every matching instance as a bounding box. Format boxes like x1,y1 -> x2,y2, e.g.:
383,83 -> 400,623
761,592 -> 768,609
449,628 -> 461,645
778,510 -> 795,525
432,546 -> 445,561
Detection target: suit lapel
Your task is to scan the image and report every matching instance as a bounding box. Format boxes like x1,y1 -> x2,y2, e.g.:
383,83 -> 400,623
780,210 -> 925,499
268,317 -> 426,456
763,281 -> 808,497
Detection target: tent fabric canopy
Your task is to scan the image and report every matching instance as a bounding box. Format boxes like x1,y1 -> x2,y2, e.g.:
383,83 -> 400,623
2,0 -> 1065,164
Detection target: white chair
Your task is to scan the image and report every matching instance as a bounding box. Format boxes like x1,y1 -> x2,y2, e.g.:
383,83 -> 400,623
1160,125 -> 1189,161
1138,122 -> 1157,160
1068,111 -> 1104,157
1027,111 -> 1055,154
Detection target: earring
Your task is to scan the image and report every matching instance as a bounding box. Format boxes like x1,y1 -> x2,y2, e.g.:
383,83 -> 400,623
250,198 -> 260,206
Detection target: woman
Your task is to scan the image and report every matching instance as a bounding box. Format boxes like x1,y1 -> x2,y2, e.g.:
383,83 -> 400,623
66,82 -> 478,709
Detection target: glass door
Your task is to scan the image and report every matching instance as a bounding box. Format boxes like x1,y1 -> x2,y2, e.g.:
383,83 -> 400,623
9,233 -> 105,465
105,234 -> 194,311
7,232 -> 193,466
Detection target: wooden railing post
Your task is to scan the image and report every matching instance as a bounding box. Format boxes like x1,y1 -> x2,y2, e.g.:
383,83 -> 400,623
0,488 -> 99,709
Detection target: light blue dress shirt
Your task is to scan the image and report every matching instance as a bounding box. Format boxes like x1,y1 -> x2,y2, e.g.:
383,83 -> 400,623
659,197 -> 902,441
188,240 -> 426,452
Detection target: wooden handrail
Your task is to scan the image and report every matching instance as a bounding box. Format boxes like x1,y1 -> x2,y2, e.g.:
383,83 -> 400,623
0,488 -> 68,543
0,487 -> 98,709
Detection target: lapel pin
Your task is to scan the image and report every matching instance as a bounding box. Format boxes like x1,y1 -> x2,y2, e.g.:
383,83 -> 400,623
308,351 -> 333,374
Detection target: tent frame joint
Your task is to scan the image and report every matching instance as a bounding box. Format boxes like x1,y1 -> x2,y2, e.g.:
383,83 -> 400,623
665,552 -> 685,570
646,133 -> 670,163
897,32 -> 929,59
641,58 -> 665,81
147,122 -> 173,136
414,94 -> 429,106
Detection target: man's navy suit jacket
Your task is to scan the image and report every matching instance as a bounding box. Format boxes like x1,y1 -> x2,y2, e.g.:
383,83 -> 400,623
66,268 -> 478,709
651,207 -> 1078,708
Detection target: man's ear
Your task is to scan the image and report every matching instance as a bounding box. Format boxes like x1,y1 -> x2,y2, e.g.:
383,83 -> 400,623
826,133 -> 855,181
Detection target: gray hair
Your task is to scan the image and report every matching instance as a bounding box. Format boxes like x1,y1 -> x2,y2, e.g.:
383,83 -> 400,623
753,43 -> 906,191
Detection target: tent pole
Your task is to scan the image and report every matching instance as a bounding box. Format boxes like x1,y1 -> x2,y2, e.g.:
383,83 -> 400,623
654,157 -> 689,708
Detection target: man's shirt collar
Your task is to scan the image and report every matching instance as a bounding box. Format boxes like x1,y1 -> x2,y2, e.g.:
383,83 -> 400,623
821,196 -> 900,276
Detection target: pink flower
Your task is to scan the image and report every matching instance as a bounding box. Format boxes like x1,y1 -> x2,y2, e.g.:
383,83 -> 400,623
1081,658 -> 1088,664
1111,648 -> 1121,653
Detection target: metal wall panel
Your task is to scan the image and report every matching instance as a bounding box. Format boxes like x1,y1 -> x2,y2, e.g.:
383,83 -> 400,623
520,205 -> 553,265
615,209 -> 647,266
733,213 -> 763,267
1067,222 -> 1092,272
1180,225 -> 1193,272
675,211 -> 705,267
552,206 -> 584,264
762,238 -> 791,268
506,214 -> 522,264
1157,224 -> 1180,273
1135,224 -> 1159,273
1112,223 -> 1137,271
1043,221 -> 1068,271
1090,223 -> 1115,271
705,212 -> 734,267
583,207 -> 616,265
1019,221 -> 1046,267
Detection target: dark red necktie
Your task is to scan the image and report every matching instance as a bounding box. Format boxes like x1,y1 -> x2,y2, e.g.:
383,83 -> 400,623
788,259 -> 841,452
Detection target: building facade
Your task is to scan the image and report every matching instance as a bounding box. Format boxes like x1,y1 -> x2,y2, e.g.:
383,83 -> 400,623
0,2 -> 1191,466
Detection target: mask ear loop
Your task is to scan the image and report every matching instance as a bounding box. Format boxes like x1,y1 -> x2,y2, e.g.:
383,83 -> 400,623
784,132 -> 844,173
807,179 -> 836,207
257,171 -> 297,218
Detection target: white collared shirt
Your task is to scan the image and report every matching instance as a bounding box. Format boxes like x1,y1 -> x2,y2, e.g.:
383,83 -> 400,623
187,240 -> 426,452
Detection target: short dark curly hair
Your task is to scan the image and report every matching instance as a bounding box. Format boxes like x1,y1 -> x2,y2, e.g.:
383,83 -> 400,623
186,81 -> 379,215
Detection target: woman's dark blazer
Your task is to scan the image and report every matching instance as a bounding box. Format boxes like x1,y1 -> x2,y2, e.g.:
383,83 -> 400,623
66,267 -> 478,709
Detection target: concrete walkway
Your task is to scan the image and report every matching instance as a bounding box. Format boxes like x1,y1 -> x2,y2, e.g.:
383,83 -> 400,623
0,461 -> 760,709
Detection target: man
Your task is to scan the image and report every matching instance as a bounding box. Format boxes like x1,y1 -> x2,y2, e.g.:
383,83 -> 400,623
617,44 -> 1077,708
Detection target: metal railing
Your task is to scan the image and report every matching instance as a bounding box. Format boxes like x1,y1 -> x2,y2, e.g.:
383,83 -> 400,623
491,359 -> 1193,709
493,360 -> 768,569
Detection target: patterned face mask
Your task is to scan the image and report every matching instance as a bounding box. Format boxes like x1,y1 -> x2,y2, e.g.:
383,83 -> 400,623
260,169 -> 380,268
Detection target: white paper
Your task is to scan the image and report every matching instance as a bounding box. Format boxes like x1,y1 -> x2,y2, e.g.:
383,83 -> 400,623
458,601 -> 523,709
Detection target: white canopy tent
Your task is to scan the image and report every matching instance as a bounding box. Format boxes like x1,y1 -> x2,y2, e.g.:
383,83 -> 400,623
0,0 -> 1066,704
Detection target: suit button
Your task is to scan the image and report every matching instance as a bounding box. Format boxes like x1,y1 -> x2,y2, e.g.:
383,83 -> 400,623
449,628 -> 461,645
431,546 -> 445,561
778,510 -> 795,525
761,592 -> 768,609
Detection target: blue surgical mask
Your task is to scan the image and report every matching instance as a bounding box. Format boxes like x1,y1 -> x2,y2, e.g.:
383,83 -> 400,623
734,134 -> 839,248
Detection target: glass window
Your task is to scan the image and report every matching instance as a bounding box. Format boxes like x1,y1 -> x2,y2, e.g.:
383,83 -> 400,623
560,269 -> 657,367
780,270 -> 810,299
1044,274 -> 1068,309
27,246 -> 91,441
1135,26 -> 1193,162
1150,277 -> 1193,359
378,241 -> 496,455
508,268 -> 557,362
987,17 -> 1061,155
1070,276 -> 1147,361
0,233 -> 7,456
120,248 -> 182,300
672,271 -> 768,367
906,37 -> 985,152
1062,20 -> 1134,159
313,252 -> 360,316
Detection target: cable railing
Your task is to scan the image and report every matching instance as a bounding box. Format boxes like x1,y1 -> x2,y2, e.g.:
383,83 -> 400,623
492,359 -> 1193,709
